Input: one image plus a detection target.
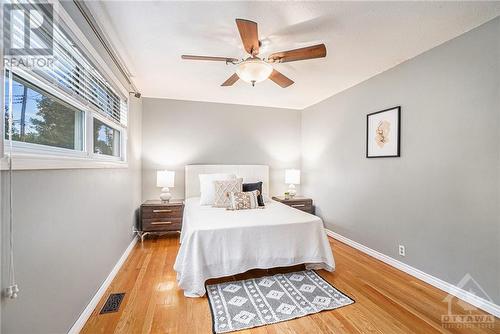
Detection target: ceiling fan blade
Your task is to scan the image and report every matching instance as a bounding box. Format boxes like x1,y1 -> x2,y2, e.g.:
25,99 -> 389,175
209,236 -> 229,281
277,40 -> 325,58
267,43 -> 326,63
182,55 -> 239,63
235,19 -> 259,55
221,73 -> 239,86
269,69 -> 294,88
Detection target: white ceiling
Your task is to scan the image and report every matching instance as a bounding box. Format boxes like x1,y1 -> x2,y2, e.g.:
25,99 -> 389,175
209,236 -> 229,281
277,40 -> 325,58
87,1 -> 500,110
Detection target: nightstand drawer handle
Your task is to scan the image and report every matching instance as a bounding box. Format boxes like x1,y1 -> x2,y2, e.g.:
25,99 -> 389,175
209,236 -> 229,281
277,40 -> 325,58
153,209 -> 172,213
150,221 -> 173,225
291,204 -> 305,208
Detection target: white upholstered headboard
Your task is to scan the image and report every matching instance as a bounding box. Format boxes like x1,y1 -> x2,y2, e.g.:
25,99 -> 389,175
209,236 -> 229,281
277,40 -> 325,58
185,165 -> 269,199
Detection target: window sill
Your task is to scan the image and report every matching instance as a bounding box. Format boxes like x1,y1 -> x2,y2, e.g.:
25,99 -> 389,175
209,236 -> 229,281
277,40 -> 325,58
0,153 -> 128,171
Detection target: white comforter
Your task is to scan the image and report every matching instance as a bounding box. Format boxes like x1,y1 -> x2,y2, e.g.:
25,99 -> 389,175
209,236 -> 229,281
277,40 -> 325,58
174,198 -> 335,297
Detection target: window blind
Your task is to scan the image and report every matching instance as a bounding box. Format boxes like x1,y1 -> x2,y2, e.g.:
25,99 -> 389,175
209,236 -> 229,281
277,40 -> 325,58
6,1 -> 128,127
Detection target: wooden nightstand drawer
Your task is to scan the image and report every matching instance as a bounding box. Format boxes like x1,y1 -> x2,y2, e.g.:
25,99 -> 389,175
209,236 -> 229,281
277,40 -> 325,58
272,196 -> 315,214
142,218 -> 182,232
141,206 -> 183,219
289,202 -> 313,213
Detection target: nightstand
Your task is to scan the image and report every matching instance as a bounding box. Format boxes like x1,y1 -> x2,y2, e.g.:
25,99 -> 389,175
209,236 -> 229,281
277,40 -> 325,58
272,196 -> 314,214
139,200 -> 184,242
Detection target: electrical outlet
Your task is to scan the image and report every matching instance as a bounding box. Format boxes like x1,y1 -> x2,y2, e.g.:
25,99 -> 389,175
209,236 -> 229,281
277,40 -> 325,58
398,244 -> 406,257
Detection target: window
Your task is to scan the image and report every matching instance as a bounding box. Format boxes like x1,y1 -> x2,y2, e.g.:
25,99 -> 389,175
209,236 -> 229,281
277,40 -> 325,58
6,2 -> 127,126
5,74 -> 84,151
34,20 -> 128,126
2,3 -> 129,169
93,118 -> 120,157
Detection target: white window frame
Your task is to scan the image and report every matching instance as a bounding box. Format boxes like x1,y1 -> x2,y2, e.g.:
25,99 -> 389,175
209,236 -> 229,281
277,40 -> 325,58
1,67 -> 128,171
0,0 -> 130,171
89,112 -> 126,162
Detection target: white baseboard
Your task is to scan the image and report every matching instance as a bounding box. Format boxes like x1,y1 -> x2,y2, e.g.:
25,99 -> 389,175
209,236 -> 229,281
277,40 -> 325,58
325,229 -> 500,318
68,237 -> 138,334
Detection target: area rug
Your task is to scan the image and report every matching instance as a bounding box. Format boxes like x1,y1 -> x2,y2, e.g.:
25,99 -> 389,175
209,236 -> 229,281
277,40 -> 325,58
206,270 -> 354,333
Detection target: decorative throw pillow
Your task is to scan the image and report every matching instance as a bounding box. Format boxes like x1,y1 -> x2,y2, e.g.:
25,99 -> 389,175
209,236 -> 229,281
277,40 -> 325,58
213,178 -> 243,208
242,182 -> 265,206
199,173 -> 236,205
227,190 -> 260,210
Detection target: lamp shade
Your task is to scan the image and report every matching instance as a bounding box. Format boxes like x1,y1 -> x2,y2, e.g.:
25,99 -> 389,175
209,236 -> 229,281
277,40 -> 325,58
285,169 -> 300,185
236,58 -> 273,84
157,170 -> 175,188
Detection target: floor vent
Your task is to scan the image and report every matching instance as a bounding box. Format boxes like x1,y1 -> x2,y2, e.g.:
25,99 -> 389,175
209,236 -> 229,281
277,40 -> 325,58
100,293 -> 125,314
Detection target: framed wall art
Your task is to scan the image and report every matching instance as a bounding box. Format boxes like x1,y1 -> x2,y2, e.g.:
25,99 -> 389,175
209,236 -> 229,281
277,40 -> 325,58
366,106 -> 401,158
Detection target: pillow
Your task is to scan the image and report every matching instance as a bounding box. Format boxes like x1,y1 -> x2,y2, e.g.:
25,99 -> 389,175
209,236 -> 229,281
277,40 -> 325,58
227,190 -> 260,210
242,182 -> 265,206
213,178 -> 243,208
199,173 -> 236,205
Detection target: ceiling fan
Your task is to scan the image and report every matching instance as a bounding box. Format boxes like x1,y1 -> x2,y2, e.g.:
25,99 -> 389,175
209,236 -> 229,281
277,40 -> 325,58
181,19 -> 327,88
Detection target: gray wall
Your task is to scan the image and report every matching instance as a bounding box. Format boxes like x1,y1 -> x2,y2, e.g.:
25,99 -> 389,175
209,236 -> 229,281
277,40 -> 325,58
0,97 -> 142,334
301,17 -> 500,303
142,98 -> 301,201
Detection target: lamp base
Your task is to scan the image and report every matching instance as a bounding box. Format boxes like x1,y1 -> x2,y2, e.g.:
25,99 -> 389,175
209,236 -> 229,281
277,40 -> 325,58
160,187 -> 172,202
288,184 -> 297,198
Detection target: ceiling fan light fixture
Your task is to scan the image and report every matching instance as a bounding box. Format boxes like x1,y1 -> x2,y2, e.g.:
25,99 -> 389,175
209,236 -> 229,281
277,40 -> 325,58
236,58 -> 273,85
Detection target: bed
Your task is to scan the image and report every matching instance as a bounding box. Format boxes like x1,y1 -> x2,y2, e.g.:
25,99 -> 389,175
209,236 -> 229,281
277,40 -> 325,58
173,165 -> 335,297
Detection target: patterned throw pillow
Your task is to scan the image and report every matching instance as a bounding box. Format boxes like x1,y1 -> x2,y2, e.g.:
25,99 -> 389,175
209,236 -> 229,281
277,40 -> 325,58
227,190 -> 260,210
199,173 -> 236,205
242,182 -> 265,206
213,178 -> 243,208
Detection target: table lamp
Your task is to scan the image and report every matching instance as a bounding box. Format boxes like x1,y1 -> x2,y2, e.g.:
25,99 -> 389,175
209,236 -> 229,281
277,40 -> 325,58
157,170 -> 175,202
285,169 -> 300,198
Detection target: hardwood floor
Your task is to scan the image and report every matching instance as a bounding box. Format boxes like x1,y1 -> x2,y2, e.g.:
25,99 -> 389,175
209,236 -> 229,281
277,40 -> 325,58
82,235 -> 498,333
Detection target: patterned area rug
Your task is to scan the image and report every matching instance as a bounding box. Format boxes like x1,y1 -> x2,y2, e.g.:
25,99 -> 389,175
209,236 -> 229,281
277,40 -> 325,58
206,270 -> 354,333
